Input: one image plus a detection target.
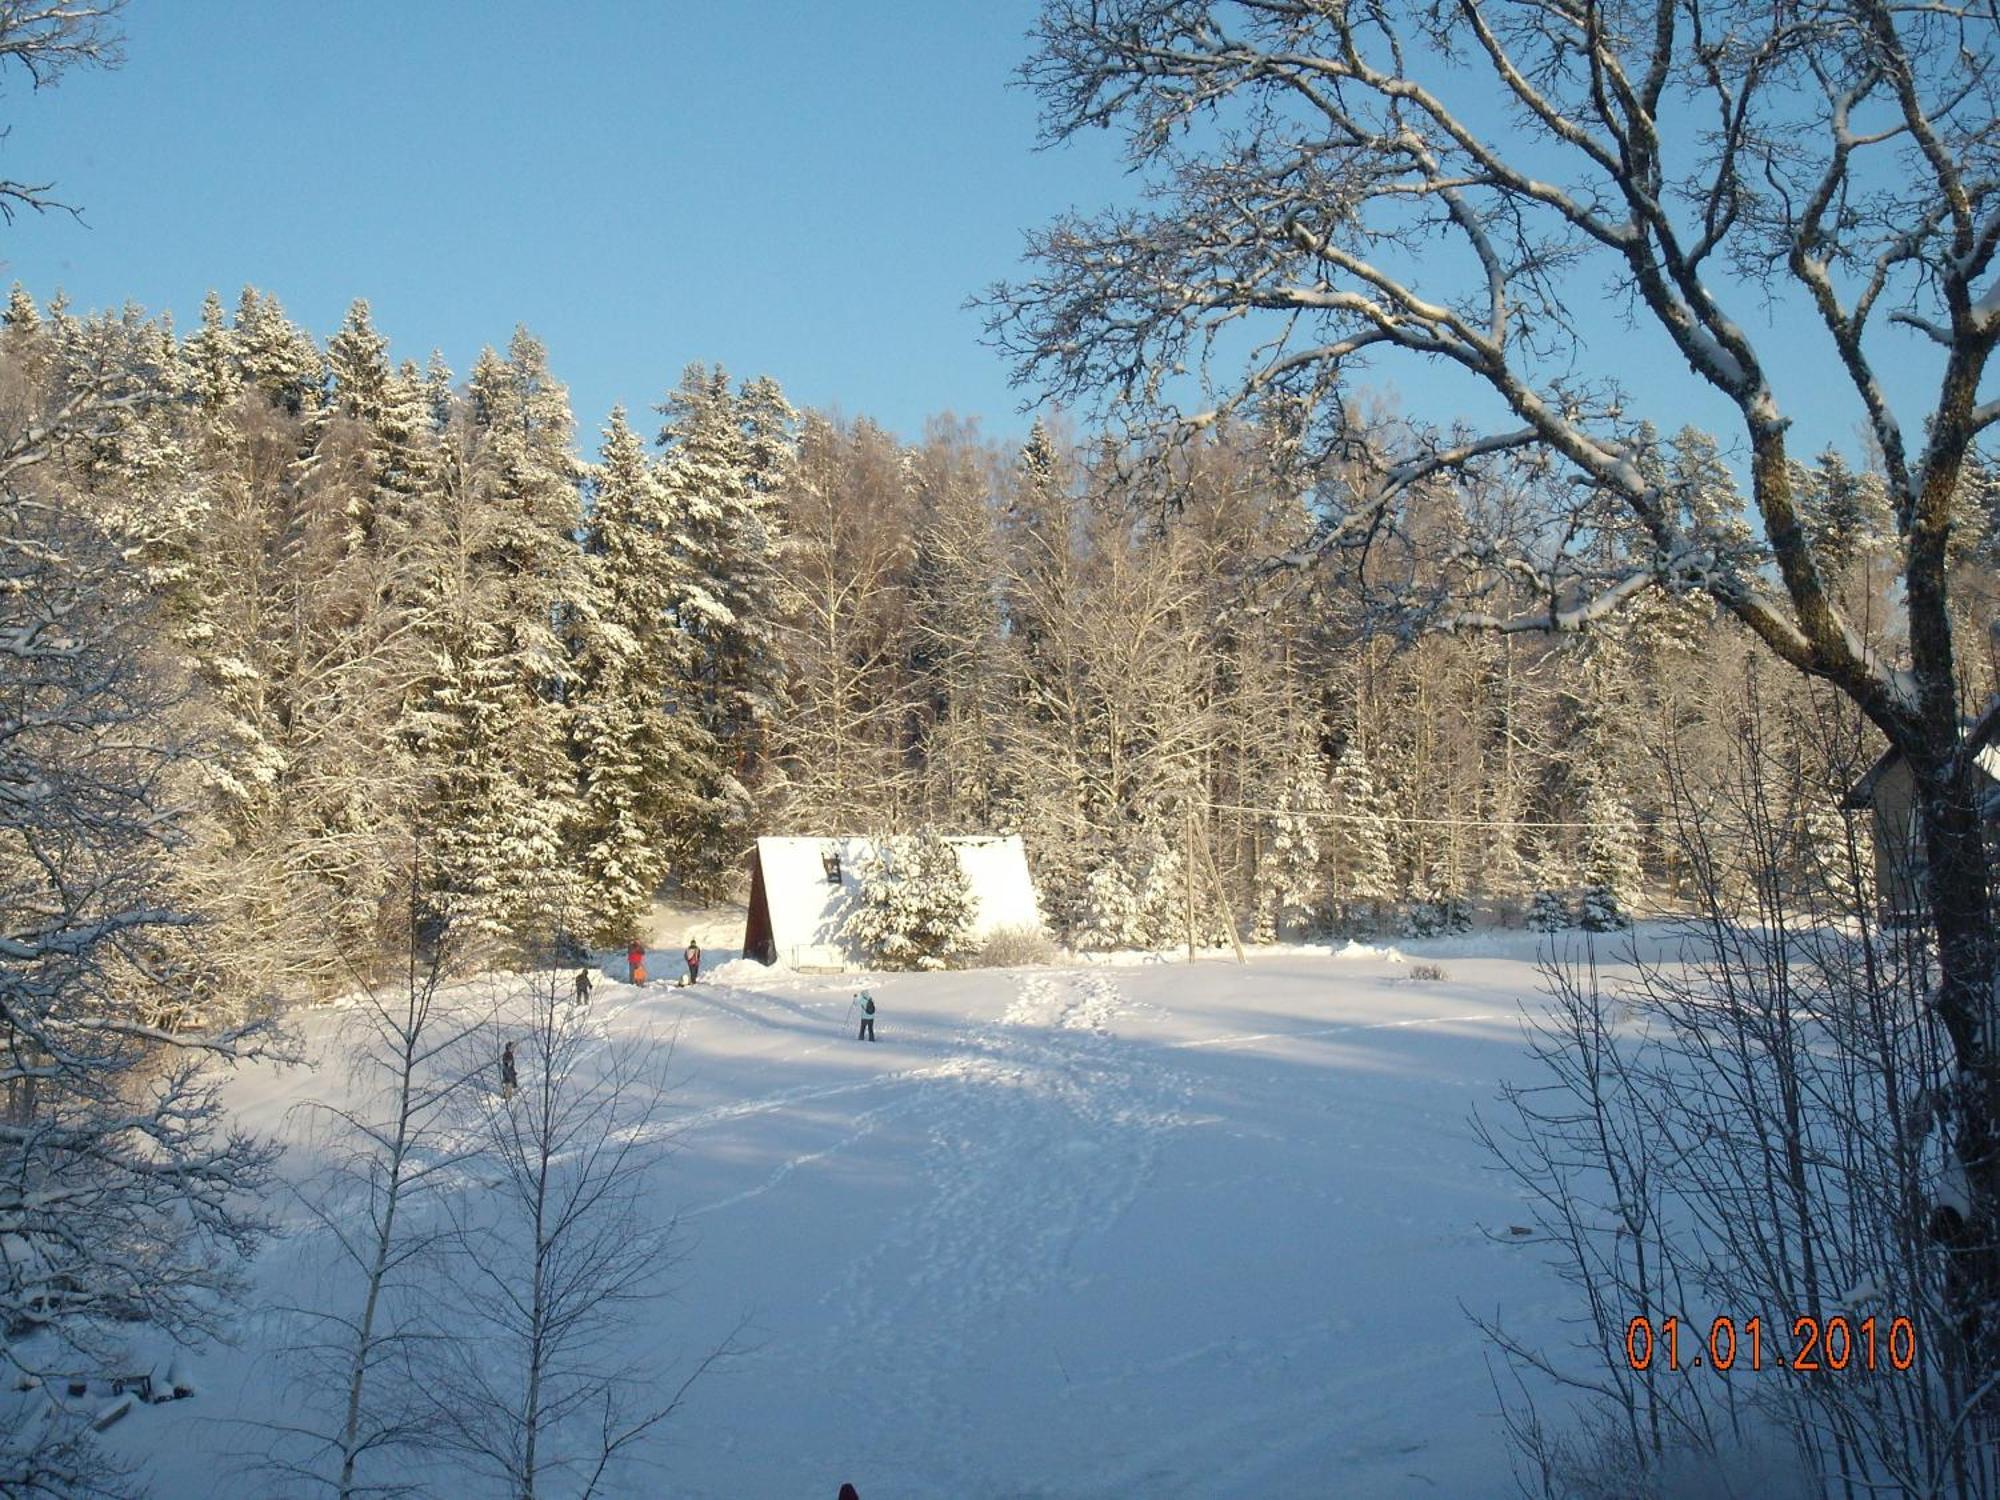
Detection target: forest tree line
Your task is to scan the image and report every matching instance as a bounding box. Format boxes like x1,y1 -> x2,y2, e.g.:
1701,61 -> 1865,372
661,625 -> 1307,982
9,285 -> 1999,1013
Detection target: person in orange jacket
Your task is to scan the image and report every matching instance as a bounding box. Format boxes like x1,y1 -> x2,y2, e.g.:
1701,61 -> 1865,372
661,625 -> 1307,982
627,941 -> 647,986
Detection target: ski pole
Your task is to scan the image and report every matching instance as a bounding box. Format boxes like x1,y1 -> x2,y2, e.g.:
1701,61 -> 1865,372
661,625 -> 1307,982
843,995 -> 858,1032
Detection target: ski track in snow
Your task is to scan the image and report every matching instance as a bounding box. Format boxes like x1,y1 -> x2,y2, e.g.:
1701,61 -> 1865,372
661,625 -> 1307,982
830,970 -> 1194,1474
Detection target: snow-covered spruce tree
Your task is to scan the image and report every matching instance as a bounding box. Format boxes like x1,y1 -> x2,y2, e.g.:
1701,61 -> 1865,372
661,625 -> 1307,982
1255,725 -> 1331,942
843,835 -> 977,971
1525,888 -> 1572,934
1132,829 -> 1189,950
1796,445 -> 1892,584
1575,763 -> 1642,931
995,420 -> 1103,939
232,287 -> 326,417
429,970 -> 718,1499
654,364 -> 796,897
1075,852 -> 1148,951
0,381 -> 280,1492
1325,739 -> 1395,934
403,332 -> 593,942
1403,891 -> 1471,940
571,408 -> 715,945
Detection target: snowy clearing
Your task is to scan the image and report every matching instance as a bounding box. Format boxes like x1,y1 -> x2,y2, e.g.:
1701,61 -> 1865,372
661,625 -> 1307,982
105,930 -> 1680,1498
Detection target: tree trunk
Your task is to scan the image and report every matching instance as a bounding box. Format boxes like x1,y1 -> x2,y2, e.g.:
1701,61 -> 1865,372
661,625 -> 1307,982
1910,740 -> 2000,1385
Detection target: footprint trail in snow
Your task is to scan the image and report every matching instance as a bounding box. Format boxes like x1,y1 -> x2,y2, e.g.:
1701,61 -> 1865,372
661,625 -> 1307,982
831,970 -> 1193,1463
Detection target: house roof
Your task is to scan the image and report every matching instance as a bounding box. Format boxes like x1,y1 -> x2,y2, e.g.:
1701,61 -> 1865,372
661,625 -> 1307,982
1841,696 -> 2000,809
745,835 -> 1044,968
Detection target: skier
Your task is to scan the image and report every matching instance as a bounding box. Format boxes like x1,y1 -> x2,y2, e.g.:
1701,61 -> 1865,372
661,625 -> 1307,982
628,940 -> 647,986
683,938 -> 702,985
500,1041 -> 518,1101
574,967 -> 593,1005
857,992 -> 876,1043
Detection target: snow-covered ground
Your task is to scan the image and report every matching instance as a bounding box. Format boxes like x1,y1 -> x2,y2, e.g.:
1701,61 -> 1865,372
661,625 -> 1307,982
107,927 -> 1673,1498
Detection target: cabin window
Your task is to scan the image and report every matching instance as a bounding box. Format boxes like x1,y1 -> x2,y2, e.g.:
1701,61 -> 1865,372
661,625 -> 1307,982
821,849 -> 842,885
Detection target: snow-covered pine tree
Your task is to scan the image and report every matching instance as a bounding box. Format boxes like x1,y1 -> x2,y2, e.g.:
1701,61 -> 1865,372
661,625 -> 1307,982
1134,826 -> 1189,949
1326,738 -> 1396,932
843,834 -> 977,970
1,282 -> 36,338
325,299 -> 392,425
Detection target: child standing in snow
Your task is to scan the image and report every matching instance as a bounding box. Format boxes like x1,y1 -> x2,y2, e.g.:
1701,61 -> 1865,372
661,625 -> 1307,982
857,993 -> 876,1043
500,1041 -> 518,1101
628,941 -> 647,986
683,939 -> 701,985
573,967 -> 593,1006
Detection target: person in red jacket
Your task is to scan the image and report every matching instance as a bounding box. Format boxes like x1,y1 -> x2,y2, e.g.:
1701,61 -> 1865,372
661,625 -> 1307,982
627,940 -> 647,986
683,939 -> 702,985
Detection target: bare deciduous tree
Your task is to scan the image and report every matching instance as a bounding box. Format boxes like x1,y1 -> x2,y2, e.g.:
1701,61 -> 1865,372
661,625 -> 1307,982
0,2 -> 124,222
429,969 -> 722,1500
991,0 -> 2000,1378
0,372 -> 280,1494
257,872 -> 495,1500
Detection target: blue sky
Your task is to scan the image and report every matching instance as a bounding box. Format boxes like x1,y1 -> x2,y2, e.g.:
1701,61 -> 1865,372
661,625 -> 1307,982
6,1 -> 1131,448
1,2 -> 1961,467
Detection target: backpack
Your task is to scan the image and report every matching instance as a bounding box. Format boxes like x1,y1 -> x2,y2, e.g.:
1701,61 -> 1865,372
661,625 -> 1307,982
862,996 -> 876,1016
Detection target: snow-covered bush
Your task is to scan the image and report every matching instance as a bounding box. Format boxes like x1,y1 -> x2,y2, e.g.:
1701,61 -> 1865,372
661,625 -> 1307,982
842,834 -> 977,970
1408,962 -> 1448,982
1527,889 -> 1573,932
977,924 -> 1056,967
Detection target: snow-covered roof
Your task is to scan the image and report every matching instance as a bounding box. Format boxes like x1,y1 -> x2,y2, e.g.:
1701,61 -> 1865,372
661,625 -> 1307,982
1841,696 -> 2000,811
745,835 -> 1044,968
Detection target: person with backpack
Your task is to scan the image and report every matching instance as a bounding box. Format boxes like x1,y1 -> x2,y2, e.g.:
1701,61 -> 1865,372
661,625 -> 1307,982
683,939 -> 702,985
857,992 -> 876,1043
500,1041 -> 518,1101
627,940 -> 647,986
